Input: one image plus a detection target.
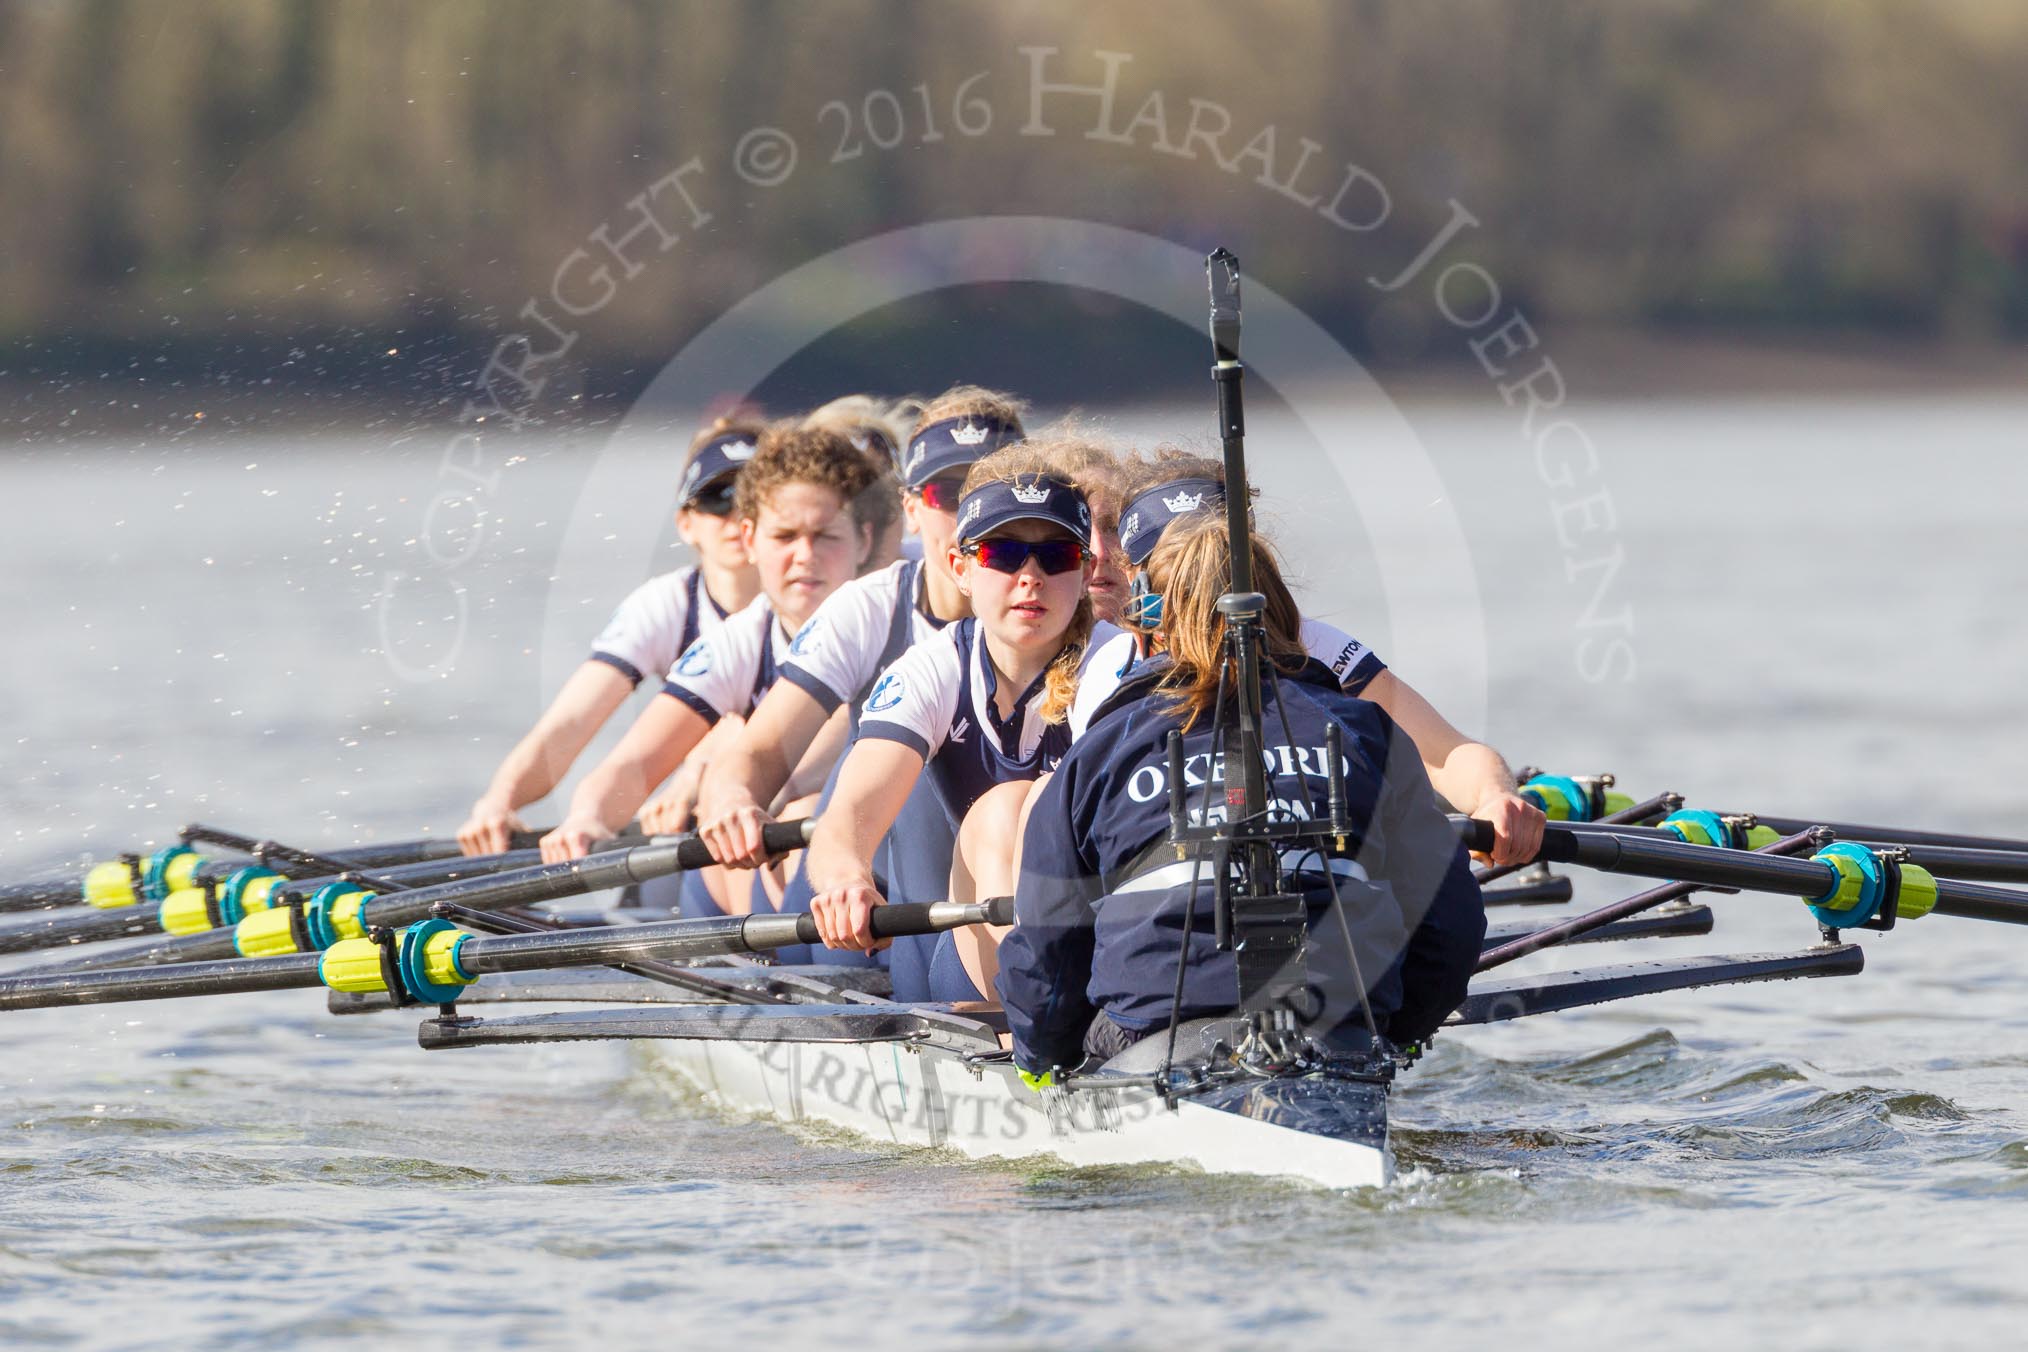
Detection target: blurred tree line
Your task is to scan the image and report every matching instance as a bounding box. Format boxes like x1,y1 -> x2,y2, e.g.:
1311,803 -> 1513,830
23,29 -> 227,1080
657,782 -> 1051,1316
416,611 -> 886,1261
3,0 -> 2027,394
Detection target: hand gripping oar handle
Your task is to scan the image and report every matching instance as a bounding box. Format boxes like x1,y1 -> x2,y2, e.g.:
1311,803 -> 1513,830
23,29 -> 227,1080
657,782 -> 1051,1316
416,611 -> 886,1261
734,893 -> 1017,952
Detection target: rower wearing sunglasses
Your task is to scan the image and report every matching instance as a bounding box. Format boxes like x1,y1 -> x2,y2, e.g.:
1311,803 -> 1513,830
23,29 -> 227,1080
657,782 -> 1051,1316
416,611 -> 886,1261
804,444 -> 1124,1003
539,424 -> 882,914
1071,449 -> 1546,870
696,387 -> 1027,996
456,416 -> 763,857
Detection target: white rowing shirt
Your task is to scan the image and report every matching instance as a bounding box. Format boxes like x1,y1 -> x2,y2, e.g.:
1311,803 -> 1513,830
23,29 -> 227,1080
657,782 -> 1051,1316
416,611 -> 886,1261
1068,619 -> 1386,741
777,560 -> 946,714
588,566 -> 732,688
857,618 -> 1126,819
660,595 -> 793,725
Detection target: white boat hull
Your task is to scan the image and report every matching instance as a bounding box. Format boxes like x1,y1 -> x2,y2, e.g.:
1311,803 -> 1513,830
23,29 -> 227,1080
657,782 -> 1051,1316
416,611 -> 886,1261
643,1033 -> 1393,1190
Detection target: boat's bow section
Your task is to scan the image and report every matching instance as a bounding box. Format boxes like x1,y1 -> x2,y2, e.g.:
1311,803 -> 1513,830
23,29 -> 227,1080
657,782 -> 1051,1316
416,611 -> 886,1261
1185,1072 -> 1389,1169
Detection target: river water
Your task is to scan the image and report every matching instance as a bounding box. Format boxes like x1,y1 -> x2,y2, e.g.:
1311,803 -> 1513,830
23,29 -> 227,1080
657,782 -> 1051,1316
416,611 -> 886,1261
4,394 -> 2028,1349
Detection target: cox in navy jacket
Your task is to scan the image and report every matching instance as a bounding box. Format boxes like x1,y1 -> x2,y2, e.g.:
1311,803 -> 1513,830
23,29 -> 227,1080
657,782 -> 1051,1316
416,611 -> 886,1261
996,659 -> 1485,1073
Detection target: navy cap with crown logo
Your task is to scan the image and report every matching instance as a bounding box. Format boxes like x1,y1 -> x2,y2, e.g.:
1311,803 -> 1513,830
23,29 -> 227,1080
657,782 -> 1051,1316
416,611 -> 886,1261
903,413 -> 1023,488
954,473 -> 1092,547
1117,477 -> 1223,567
679,430 -> 759,505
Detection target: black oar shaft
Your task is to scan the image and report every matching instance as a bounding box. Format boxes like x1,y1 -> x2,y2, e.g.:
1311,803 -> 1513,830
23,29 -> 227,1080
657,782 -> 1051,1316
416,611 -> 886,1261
0,954 -> 325,1011
1748,815 -> 2028,854
1559,820 -> 2028,884
1476,829 -> 1819,971
1930,881 -> 2028,925
0,827 -> 615,917
0,874 -> 964,1014
0,879 -> 86,914
0,850 -> 543,960
1507,823 -> 2028,927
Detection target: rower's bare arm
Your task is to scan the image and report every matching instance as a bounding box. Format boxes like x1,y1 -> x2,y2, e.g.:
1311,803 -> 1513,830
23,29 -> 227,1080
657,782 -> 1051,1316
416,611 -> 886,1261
697,681 -> 833,867
779,707 -> 849,805
805,739 -> 926,950
640,714 -> 742,836
1362,670 -> 1542,867
541,694 -> 712,862
459,661 -> 634,855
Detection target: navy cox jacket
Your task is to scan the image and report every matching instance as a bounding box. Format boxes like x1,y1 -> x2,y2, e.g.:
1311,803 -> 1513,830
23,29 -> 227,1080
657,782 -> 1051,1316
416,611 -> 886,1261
996,660 -> 1485,1073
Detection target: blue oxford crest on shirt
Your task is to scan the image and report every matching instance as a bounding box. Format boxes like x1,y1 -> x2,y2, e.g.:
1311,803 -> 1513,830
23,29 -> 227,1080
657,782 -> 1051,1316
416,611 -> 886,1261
789,619 -> 819,656
866,672 -> 905,712
675,639 -> 712,677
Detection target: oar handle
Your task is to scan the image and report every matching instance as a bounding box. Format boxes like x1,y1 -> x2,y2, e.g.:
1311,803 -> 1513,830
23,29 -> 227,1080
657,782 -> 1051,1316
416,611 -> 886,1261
1456,817 -> 1497,854
652,819 -> 811,868
779,890 -> 1016,948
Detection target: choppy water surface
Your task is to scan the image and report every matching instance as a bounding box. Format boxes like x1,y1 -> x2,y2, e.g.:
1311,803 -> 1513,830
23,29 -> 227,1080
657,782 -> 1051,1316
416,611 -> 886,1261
5,395 -> 2028,1349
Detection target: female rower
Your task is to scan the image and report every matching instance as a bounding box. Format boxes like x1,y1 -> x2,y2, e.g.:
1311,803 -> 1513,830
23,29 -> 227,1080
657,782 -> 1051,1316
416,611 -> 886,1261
539,423 -> 881,917
802,394 -> 918,568
694,387 -> 1030,992
998,513 -> 1487,1076
803,445 -> 1121,1002
1076,449 -> 1545,868
603,404 -> 906,854
456,417 -> 763,856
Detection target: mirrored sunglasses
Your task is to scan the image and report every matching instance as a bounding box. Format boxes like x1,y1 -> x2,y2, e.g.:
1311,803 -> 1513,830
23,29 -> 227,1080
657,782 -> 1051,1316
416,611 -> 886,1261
965,538 -> 1087,576
685,479 -> 738,517
916,475 -> 968,512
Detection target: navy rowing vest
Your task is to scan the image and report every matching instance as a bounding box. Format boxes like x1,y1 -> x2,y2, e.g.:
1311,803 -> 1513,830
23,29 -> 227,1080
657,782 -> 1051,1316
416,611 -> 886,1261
775,563 -> 957,999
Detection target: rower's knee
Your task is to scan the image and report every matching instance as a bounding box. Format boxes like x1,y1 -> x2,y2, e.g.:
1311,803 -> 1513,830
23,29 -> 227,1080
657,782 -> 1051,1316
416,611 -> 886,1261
955,780 -> 1034,900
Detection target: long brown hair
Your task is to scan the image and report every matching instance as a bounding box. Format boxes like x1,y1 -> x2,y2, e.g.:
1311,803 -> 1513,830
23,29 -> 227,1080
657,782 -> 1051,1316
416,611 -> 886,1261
957,438 -> 1109,724
1146,514 -> 1308,731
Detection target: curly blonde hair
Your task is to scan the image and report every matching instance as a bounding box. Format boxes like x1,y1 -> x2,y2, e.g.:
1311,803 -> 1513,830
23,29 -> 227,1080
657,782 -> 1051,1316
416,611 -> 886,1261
734,422 -> 886,531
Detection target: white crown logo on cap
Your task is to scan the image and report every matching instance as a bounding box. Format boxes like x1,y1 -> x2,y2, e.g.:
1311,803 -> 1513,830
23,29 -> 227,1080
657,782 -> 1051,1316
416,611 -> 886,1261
1121,510 -> 1141,541
959,498 -> 983,528
1011,480 -> 1050,504
723,440 -> 756,461
1163,489 -> 1205,513
951,420 -> 990,447
907,440 -> 928,469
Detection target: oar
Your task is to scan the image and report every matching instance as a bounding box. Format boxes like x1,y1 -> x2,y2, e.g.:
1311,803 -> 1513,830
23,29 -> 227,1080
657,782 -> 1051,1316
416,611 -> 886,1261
0,867 -> 987,1015
1475,828 -> 1823,971
1741,814 -> 2028,854
0,849 -> 544,958
1554,818 -> 2028,884
1463,820 -> 2028,928
0,828 -> 564,916
10,822 -> 813,981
